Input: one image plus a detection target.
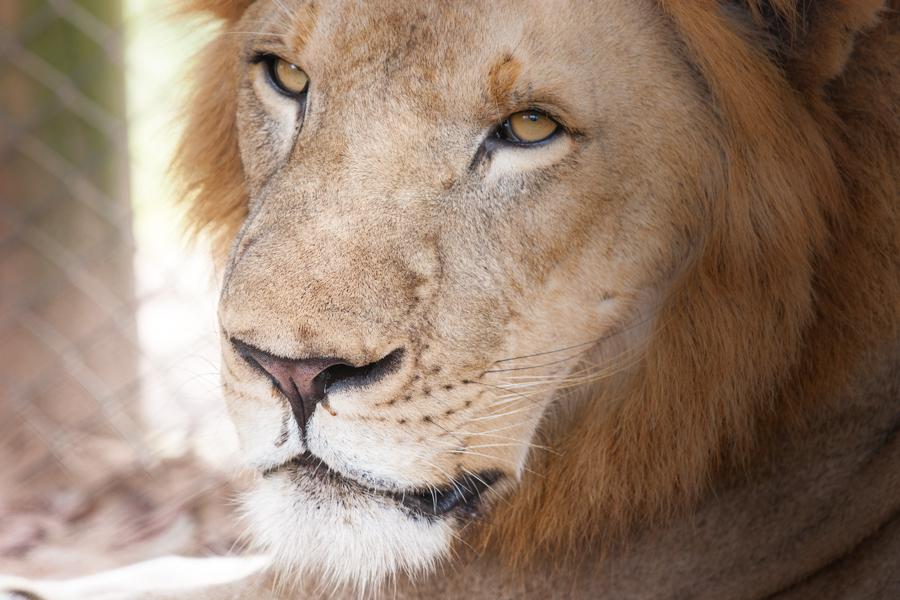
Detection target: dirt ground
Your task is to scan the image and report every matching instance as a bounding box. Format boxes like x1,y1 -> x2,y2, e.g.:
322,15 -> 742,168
0,445 -> 247,581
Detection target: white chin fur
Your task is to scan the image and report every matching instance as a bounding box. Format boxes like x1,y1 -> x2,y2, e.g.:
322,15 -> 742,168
242,471 -> 453,593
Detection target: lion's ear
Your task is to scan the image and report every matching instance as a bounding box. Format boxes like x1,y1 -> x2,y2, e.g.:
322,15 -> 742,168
738,0 -> 885,91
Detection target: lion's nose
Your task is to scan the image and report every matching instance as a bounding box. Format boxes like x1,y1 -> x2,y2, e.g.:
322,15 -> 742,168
230,339 -> 403,437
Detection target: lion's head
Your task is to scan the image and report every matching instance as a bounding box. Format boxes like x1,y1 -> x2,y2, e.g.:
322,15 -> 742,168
175,0 -> 893,590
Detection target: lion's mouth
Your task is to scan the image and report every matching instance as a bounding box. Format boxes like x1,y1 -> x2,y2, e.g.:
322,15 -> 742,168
395,469 -> 502,518
266,451 -> 501,519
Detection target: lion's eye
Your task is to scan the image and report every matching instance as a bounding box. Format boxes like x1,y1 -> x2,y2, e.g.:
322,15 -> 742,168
265,55 -> 309,97
497,110 -> 559,145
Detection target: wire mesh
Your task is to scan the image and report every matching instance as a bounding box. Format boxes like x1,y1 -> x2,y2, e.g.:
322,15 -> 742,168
0,0 -> 242,579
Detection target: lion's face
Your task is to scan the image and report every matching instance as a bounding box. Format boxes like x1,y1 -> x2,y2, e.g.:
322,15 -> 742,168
216,0 -> 712,586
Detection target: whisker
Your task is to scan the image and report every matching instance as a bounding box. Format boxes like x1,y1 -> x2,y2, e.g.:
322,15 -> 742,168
450,450 -> 543,479
483,352 -> 586,374
470,405 -> 537,422
419,458 -> 466,499
441,428 -> 530,441
459,466 -> 514,512
429,431 -> 551,455
474,381 -> 542,403
463,441 -> 555,453
221,31 -> 287,37
460,467 -> 491,490
481,345 -> 648,403
420,413 -> 467,444
485,308 -> 661,372
491,336 -> 608,365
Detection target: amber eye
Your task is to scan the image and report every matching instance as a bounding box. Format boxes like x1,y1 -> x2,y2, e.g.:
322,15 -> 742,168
265,55 -> 309,97
498,110 -> 560,144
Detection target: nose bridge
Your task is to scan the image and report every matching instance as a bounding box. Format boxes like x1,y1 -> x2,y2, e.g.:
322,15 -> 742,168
218,189 -> 431,362
322,89 -> 450,203
217,90 -> 452,358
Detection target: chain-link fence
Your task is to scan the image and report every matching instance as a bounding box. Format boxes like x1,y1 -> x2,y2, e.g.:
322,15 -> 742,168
0,1 -> 243,579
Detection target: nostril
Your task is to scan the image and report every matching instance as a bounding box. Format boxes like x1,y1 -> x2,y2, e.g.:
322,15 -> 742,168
320,348 -> 405,396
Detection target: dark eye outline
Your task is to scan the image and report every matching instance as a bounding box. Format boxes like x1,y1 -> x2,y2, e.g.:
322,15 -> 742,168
253,53 -> 310,100
495,110 -> 561,146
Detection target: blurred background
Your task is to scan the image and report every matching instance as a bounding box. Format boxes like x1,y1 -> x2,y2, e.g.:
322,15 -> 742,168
0,0 -> 245,578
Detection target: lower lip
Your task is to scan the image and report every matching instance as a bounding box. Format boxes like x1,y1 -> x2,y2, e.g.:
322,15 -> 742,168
268,452 -> 501,519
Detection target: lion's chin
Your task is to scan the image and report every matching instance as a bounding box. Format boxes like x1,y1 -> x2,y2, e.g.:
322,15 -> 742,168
241,466 -> 456,590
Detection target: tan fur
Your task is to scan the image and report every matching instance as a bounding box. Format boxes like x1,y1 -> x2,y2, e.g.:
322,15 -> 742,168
169,2 -> 898,580
36,0 -> 890,598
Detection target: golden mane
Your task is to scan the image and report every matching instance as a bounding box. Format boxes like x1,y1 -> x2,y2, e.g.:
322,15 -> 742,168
174,0 -> 899,572
173,4 -> 250,258
480,0 -> 899,566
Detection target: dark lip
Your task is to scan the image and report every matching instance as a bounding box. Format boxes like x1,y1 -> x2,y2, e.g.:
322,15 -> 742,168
265,451 -> 502,519
393,470 -> 502,519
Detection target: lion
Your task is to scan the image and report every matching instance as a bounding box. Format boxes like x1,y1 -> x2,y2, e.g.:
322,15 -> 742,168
3,0 -> 898,598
